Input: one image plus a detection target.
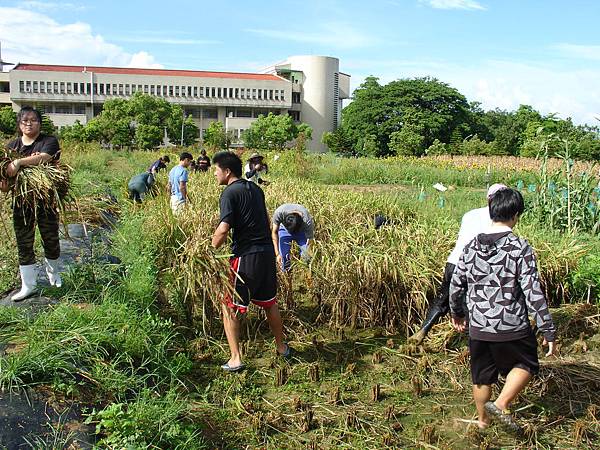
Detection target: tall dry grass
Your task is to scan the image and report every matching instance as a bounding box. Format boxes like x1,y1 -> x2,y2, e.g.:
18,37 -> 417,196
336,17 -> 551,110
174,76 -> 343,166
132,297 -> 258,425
133,172 -> 588,336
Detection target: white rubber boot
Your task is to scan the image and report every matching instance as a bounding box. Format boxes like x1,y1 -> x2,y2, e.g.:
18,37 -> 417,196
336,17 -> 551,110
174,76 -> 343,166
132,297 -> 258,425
11,264 -> 38,302
44,258 -> 62,288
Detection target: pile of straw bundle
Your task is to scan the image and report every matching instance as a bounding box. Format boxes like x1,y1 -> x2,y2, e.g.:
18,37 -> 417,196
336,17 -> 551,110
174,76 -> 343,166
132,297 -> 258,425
0,153 -> 72,212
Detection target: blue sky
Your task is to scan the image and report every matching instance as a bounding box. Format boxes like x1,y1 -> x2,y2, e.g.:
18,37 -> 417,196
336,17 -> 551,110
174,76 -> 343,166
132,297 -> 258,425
1,0 -> 599,124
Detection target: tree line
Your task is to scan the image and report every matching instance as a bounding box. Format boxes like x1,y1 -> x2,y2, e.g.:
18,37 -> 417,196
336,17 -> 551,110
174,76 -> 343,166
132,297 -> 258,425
322,76 -> 600,160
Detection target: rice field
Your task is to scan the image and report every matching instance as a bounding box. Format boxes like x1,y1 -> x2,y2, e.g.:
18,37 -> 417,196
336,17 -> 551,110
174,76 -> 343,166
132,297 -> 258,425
0,144 -> 598,448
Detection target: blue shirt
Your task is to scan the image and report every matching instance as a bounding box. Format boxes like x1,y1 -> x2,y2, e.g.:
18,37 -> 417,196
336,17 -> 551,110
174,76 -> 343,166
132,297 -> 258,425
169,165 -> 189,201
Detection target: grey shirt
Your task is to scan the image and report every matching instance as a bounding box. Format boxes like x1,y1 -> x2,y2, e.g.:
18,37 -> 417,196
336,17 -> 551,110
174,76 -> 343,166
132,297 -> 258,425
272,203 -> 314,239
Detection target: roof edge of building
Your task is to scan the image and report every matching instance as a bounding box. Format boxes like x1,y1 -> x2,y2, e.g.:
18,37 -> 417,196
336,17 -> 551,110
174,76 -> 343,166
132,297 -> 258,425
11,63 -> 284,81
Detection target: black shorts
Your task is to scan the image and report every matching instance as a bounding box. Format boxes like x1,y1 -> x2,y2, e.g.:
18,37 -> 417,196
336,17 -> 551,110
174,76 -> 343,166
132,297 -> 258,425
225,251 -> 277,314
469,334 -> 540,385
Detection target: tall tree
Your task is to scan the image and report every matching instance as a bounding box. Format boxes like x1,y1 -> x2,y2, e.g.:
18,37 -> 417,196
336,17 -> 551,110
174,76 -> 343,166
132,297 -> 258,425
340,77 -> 470,156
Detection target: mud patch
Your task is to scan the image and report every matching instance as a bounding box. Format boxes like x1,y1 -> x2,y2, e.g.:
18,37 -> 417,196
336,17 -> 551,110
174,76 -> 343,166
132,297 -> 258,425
0,388 -> 94,449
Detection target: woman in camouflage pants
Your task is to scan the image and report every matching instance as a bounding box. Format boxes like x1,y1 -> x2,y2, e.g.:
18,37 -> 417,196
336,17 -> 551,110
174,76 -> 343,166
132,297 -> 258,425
4,106 -> 62,301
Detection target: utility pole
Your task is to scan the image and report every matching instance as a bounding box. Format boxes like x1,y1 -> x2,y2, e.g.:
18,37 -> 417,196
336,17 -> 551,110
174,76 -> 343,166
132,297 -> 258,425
180,111 -> 185,146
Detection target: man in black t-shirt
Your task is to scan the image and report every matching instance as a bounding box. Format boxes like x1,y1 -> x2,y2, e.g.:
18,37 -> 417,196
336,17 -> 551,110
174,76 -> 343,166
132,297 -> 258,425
212,151 -> 291,372
197,149 -> 211,172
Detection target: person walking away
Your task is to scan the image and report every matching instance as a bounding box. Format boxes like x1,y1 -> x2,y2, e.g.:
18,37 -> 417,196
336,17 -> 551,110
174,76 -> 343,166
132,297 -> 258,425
211,151 -> 291,372
449,188 -> 555,433
244,153 -> 269,185
410,183 -> 507,344
148,155 -> 170,174
167,152 -> 192,215
197,149 -> 211,172
127,172 -> 155,203
4,106 -> 63,301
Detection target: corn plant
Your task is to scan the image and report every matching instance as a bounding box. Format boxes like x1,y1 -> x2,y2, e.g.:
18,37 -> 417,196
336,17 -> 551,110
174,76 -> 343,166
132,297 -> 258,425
529,135 -> 600,234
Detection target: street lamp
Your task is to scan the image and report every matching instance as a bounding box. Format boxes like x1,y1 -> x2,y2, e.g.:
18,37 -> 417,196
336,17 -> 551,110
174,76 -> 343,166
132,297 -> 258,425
180,112 -> 191,146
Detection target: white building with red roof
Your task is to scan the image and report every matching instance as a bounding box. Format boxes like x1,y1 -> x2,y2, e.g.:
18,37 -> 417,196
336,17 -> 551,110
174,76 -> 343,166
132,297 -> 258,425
6,56 -> 350,151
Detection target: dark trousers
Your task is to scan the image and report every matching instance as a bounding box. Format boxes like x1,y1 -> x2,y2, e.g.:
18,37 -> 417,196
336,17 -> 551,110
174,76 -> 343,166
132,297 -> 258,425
13,203 -> 60,265
431,262 -> 455,316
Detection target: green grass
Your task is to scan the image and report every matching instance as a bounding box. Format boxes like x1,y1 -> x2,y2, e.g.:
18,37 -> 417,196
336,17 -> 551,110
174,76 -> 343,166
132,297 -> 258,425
270,151 -> 539,188
0,144 -> 598,448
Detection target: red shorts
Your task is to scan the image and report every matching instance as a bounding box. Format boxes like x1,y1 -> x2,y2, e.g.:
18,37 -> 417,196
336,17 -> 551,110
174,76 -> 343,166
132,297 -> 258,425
224,251 -> 277,314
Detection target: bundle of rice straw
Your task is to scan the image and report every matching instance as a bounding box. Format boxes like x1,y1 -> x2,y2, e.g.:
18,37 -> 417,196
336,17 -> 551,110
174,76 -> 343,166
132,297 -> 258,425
0,153 -> 72,213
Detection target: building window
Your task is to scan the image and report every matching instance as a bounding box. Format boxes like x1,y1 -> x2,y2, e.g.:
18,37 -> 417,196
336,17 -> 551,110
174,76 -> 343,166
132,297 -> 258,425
193,86 -> 197,97
237,108 -> 251,118
74,104 -> 86,114
289,111 -> 300,121
203,108 -> 217,119
292,92 -> 301,104
175,86 -> 180,96
55,104 -> 72,114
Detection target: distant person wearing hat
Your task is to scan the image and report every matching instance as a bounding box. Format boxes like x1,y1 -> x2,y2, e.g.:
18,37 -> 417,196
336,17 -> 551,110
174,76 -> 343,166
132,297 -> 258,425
245,153 -> 269,185
197,149 -> 211,172
271,203 -> 314,272
166,152 -> 193,215
410,183 -> 509,344
127,172 -> 155,203
148,155 -> 171,174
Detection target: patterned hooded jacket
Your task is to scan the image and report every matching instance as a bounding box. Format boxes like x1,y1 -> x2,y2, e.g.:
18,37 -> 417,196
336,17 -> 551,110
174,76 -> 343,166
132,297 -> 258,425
449,229 -> 556,343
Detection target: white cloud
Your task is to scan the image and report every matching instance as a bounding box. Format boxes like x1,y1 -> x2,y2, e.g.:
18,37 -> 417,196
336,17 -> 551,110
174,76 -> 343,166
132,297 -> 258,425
127,51 -> 163,69
246,22 -> 379,49
419,0 -> 486,10
345,58 -> 600,125
21,1 -> 86,11
554,43 -> 600,61
114,37 -> 221,46
0,7 -> 162,68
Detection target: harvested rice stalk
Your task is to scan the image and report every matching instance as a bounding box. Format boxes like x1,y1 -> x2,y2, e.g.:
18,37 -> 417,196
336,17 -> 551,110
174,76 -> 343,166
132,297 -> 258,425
0,155 -> 72,214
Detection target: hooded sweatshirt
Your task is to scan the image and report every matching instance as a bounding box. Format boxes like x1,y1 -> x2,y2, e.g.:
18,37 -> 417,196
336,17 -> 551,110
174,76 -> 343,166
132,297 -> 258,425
449,227 -> 556,343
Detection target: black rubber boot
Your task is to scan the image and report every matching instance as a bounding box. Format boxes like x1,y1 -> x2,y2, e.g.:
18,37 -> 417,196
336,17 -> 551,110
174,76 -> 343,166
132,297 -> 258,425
409,306 -> 445,344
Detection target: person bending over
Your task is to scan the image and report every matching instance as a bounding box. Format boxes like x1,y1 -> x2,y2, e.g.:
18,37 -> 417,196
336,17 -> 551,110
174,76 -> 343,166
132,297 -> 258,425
271,203 -> 314,271
127,172 -> 155,203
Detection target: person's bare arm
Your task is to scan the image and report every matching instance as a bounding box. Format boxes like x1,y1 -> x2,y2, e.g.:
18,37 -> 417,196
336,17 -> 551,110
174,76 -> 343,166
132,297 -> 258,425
212,221 -> 231,249
6,153 -> 53,177
180,181 -> 187,201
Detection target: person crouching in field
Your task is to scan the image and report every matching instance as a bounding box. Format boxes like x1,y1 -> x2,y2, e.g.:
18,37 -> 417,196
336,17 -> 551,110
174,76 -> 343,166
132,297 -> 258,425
127,172 -> 155,203
410,183 -> 507,344
166,152 -> 192,215
449,187 -> 556,434
3,106 -> 62,301
211,151 -> 292,372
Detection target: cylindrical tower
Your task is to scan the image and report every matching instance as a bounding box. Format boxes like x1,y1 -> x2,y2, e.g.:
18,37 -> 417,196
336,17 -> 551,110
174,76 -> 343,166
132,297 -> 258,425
285,56 -> 342,152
